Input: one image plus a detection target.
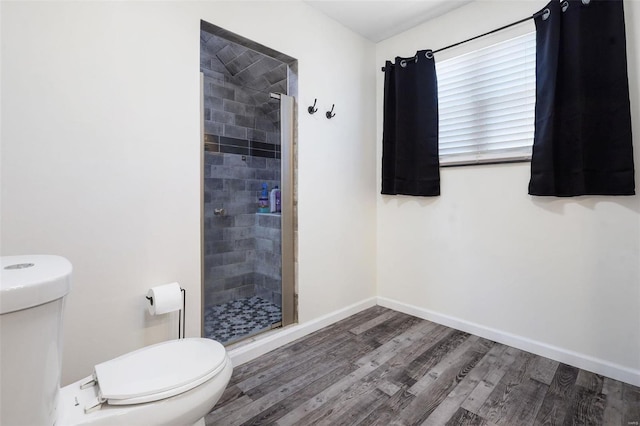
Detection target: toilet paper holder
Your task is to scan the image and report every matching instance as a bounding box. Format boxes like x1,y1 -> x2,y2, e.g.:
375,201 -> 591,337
146,288 -> 186,339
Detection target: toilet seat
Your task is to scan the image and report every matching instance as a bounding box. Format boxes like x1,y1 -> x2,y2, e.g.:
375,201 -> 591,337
91,338 -> 227,406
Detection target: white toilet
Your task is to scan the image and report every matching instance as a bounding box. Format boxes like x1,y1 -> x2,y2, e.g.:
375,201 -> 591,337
0,255 -> 233,426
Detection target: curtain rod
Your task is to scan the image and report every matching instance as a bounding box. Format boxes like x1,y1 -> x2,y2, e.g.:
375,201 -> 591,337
381,8 -> 549,72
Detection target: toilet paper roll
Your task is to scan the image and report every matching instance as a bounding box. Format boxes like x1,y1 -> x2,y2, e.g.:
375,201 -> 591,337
147,282 -> 182,315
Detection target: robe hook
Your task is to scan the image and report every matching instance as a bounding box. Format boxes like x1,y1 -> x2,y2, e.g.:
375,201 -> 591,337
326,104 -> 336,119
308,99 -> 318,114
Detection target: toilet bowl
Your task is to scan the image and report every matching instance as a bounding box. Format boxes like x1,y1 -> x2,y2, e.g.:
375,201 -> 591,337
0,255 -> 232,426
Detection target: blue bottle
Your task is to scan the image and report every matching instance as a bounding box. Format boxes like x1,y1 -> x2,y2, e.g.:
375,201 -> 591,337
258,183 -> 270,213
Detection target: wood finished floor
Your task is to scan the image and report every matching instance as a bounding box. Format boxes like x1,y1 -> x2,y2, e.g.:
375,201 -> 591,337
206,306 -> 640,426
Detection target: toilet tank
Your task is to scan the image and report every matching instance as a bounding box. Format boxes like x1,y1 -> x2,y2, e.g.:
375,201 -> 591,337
1,255 -> 72,426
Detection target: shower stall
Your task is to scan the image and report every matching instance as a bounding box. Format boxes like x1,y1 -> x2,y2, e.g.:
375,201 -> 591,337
200,22 -> 296,345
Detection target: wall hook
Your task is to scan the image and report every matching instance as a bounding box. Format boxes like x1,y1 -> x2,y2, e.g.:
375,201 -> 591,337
307,99 -> 318,114
326,104 -> 336,119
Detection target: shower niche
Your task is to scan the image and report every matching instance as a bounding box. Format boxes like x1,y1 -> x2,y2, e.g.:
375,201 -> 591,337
200,21 -> 297,345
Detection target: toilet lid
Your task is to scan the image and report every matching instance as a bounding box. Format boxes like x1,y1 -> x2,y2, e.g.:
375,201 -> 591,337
94,338 -> 227,405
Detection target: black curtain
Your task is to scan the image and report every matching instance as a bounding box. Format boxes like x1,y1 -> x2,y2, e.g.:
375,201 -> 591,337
382,50 -> 440,196
529,0 -> 635,196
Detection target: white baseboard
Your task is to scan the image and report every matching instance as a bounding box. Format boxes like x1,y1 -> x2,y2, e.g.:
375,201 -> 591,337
227,297 -> 377,367
377,296 -> 640,387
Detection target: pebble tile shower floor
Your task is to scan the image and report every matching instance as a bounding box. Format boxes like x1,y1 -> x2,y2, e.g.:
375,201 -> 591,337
204,296 -> 282,344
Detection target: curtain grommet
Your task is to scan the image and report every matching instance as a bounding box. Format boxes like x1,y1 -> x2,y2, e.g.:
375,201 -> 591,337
400,60 -> 407,68
542,8 -> 550,20
562,1 -> 569,12
582,0 -> 590,4
425,51 -> 434,60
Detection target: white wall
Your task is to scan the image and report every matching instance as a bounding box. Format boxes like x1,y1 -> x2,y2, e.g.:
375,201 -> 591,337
376,1 -> 640,384
1,0 -> 377,384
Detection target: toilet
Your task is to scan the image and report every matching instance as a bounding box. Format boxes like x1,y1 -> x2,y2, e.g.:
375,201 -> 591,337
0,255 -> 233,426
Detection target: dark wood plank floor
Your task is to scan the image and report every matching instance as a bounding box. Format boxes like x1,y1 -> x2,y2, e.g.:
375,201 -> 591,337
206,306 -> 640,426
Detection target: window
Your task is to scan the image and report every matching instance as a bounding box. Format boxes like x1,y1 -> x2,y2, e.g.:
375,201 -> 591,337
436,32 -> 536,166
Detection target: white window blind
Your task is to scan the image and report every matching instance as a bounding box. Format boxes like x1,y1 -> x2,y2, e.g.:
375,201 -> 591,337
436,32 -> 536,166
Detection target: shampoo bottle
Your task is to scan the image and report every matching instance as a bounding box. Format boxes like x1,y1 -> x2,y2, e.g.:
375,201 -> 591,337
269,186 -> 278,213
269,186 -> 279,213
258,183 -> 270,213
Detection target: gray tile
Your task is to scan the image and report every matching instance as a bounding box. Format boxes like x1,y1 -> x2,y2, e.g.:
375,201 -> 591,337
210,215 -> 234,228
248,128 -> 266,142
204,152 -> 224,166
246,179 -> 265,192
203,235 -> 222,255
224,178 -> 246,191
258,214 -> 281,229
204,284 -> 255,306
253,273 -> 265,287
203,226 -> 223,240
234,88 -> 255,105
247,76 -> 271,92
264,276 -> 281,290
226,49 -> 264,75
211,109 -> 235,125
210,240 -> 234,254
209,57 -> 230,75
204,121 -> 223,136
203,72 -> 225,87
210,83 -> 235,100
223,250 -> 246,265
223,154 -> 248,167
223,226 -> 254,241
205,95 -> 224,111
204,34 -> 228,54
234,237 -> 255,250
234,114 -> 254,128
216,44 -> 245,66
256,168 -> 275,180
252,91 -> 271,105
223,99 -> 249,116
224,124 -> 247,139
205,253 -> 225,269
224,272 -> 256,291
256,237 -> 274,252
268,80 -> 287,95
247,156 -> 266,169
204,178 -> 224,191
255,226 -> 280,240
235,214 -> 256,227
266,109 -> 280,123
266,158 -> 281,170
210,164 -> 232,177
219,164 -> 253,180
207,189 -> 231,204
266,131 -> 280,145
204,277 -> 226,294
255,287 -> 272,302
255,117 -> 277,132
263,63 -> 288,85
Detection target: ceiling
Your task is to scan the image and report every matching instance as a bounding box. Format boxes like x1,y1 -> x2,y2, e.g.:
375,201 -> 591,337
304,0 -> 474,43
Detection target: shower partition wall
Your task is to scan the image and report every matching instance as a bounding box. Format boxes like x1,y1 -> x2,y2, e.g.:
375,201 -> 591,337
200,23 -> 297,345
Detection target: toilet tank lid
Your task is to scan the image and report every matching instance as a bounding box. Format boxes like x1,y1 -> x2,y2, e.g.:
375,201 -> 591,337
1,255 -> 72,314
94,338 -> 228,401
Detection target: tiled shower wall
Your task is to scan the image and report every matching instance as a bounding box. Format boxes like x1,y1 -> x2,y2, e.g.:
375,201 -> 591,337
255,214 -> 282,306
203,152 -> 282,307
200,31 -> 287,145
201,28 -> 288,312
